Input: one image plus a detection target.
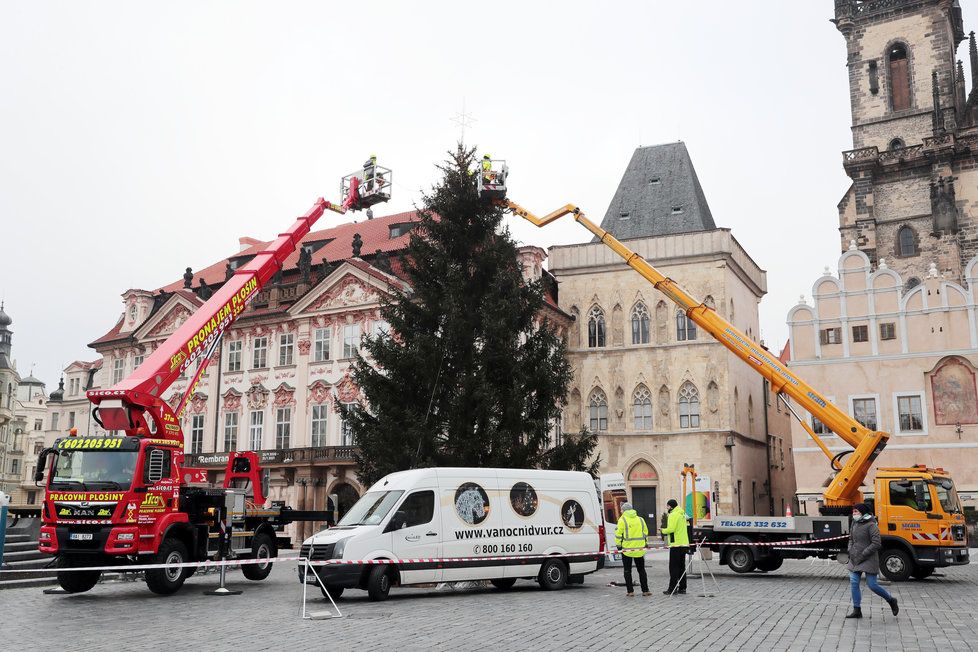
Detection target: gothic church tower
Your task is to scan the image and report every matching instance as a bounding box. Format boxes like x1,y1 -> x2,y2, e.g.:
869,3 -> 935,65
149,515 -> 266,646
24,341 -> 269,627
833,0 -> 978,286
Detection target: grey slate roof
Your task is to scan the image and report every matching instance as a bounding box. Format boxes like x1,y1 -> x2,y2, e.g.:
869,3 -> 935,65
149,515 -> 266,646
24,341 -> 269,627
598,142 -> 717,240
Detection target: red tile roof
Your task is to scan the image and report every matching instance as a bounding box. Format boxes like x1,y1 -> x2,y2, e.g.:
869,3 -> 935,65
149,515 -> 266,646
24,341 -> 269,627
779,340 -> 791,364
158,210 -> 420,293
89,316 -> 125,346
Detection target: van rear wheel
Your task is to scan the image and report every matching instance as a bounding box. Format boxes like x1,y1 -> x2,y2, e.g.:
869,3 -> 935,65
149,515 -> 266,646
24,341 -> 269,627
538,558 -> 568,591
490,578 -> 517,590
366,565 -> 392,601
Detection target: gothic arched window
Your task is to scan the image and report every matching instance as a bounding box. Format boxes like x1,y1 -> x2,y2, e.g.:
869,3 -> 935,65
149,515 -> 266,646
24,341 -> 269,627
898,226 -> 917,256
676,310 -> 697,341
678,382 -> 700,429
633,385 -> 653,430
631,302 -> 650,344
587,306 -> 606,348
888,43 -> 911,112
589,389 -> 608,432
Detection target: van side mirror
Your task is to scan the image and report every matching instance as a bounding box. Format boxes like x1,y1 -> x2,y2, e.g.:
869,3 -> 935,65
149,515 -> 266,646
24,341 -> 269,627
34,447 -> 54,483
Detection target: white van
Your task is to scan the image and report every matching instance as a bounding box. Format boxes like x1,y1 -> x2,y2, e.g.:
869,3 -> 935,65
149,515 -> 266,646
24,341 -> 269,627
298,467 -> 605,601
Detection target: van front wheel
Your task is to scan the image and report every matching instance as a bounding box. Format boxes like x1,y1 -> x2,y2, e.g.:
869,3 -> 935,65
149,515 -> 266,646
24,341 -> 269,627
366,566 -> 392,601
538,559 -> 568,591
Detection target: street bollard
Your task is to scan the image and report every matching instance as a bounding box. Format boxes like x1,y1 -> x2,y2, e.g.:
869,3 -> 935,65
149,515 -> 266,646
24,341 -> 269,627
0,491 -> 10,570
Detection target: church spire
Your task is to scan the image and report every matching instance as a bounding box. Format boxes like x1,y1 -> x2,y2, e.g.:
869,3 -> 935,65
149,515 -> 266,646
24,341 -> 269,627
970,32 -> 978,90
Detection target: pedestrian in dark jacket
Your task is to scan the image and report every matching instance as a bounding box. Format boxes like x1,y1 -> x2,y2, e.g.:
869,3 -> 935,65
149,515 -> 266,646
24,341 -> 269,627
846,503 -> 898,619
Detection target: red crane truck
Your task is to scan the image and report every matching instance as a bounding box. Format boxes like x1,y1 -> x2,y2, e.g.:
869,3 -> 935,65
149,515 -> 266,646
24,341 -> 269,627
33,162 -> 392,594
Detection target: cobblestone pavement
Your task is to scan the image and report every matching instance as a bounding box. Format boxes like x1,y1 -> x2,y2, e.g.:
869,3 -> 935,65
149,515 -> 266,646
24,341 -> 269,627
5,552 -> 977,652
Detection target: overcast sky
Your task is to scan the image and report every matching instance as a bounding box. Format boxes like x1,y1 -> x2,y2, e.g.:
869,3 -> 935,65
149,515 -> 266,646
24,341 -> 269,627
3,1 -> 955,389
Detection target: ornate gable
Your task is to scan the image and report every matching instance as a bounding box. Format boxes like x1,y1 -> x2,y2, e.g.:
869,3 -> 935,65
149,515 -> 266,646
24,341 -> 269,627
147,304 -> 192,338
306,275 -> 378,312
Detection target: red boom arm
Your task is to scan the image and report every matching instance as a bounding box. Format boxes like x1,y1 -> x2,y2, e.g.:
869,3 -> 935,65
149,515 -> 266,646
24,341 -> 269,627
88,197 -> 345,445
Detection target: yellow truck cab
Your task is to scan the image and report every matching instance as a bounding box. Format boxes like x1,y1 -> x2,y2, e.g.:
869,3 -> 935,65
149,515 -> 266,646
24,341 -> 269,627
871,465 -> 969,581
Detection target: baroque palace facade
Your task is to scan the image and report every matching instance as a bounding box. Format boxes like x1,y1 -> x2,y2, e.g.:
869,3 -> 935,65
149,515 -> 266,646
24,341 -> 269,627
549,143 -> 797,522
64,211 -> 568,543
787,0 -> 978,512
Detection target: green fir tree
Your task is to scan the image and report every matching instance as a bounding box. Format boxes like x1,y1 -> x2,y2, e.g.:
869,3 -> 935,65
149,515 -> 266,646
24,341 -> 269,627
343,145 -> 599,487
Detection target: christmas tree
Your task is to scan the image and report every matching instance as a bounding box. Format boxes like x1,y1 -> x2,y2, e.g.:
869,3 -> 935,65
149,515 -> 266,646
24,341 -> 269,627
344,145 -> 599,486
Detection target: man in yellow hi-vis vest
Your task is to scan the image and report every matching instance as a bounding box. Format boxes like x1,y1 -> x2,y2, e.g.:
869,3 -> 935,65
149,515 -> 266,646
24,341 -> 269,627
614,501 -> 650,596
661,498 -> 690,594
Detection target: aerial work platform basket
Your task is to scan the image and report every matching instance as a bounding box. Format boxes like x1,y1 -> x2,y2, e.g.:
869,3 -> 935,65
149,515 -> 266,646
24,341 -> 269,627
341,162 -> 392,211
477,158 -> 508,200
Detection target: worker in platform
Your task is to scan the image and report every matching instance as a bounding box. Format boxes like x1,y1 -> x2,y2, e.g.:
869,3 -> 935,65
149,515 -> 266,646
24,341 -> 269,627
363,154 -> 377,190
482,154 -> 493,184
846,503 -> 899,619
614,501 -> 650,596
661,498 -> 690,594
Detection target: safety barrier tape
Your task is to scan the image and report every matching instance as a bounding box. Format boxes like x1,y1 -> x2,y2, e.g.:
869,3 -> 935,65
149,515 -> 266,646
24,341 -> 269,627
2,556 -> 303,574
7,534 -> 851,575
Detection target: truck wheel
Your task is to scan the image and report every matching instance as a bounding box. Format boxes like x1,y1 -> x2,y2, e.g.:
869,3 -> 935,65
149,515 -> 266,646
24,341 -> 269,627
727,545 -> 756,573
241,532 -> 276,581
538,558 -> 568,591
879,548 -> 912,582
56,556 -> 101,594
756,555 -> 783,572
490,578 -> 517,590
911,566 -> 934,580
319,584 -> 344,599
366,565 -> 392,601
145,538 -> 189,595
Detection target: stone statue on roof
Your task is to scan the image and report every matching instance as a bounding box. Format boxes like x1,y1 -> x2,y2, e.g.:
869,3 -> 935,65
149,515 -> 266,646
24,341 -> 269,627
183,267 -> 193,289
352,233 -> 363,258
197,278 -> 213,300
298,247 -> 312,283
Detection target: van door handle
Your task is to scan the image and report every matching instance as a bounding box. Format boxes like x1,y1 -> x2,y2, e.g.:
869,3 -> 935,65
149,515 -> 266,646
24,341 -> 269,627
426,531 -> 438,537
405,535 -> 420,542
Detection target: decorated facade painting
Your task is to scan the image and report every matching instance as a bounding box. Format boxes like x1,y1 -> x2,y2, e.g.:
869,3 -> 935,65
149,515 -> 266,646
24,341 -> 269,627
930,357 -> 978,425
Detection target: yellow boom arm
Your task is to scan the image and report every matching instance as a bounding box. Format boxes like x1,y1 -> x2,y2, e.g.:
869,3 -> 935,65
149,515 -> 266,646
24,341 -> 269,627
504,199 -> 889,509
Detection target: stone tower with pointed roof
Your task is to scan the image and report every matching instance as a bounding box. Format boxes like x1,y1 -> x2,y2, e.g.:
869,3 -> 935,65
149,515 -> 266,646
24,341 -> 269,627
547,143 -> 797,519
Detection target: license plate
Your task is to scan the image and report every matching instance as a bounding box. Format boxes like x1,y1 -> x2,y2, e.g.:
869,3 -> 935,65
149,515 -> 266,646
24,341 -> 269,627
70,533 -> 94,541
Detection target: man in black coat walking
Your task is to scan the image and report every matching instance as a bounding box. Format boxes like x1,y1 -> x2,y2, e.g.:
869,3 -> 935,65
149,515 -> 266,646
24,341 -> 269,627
846,503 -> 899,619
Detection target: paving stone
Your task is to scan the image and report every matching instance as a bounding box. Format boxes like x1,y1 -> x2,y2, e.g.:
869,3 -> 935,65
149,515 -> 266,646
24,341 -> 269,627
2,557 -> 976,651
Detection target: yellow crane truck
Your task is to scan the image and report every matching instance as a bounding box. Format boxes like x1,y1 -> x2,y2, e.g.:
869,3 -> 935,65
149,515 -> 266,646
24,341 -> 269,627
478,161 -> 969,580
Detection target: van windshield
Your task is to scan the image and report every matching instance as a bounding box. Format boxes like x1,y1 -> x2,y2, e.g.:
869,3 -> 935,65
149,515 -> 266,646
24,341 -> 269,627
338,490 -> 404,526
934,480 -> 962,514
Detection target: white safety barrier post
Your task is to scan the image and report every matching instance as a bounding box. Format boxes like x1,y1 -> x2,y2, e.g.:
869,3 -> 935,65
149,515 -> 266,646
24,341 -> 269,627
299,542 -> 342,620
690,538 -> 720,598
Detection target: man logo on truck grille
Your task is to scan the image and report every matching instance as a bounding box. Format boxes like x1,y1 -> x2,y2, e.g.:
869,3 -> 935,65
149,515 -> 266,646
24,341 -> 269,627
561,500 -> 584,529
455,483 -> 490,525
510,482 -> 538,517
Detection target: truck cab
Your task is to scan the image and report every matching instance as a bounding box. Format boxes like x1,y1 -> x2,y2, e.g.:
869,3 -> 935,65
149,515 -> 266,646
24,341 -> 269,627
873,465 -> 969,580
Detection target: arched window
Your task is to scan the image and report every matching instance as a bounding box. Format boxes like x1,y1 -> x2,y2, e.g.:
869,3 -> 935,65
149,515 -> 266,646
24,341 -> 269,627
631,302 -> 650,344
676,310 -> 697,341
633,385 -> 653,430
678,382 -> 700,429
898,226 -> 917,256
589,389 -> 608,431
587,306 -> 606,348
888,43 -> 911,112
888,138 -> 905,151
905,276 -> 921,293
